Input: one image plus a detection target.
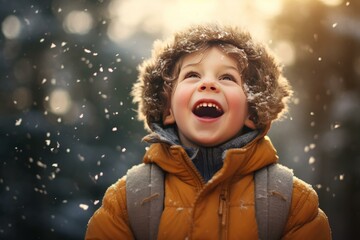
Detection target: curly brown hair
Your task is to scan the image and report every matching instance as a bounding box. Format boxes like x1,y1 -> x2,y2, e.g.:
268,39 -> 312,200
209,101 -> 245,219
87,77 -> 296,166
131,23 -> 292,131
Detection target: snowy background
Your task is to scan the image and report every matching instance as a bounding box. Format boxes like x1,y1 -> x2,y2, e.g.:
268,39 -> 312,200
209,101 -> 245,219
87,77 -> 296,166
0,0 -> 359,239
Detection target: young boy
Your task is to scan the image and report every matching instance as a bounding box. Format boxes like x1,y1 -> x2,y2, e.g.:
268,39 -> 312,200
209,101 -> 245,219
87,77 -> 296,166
85,24 -> 331,239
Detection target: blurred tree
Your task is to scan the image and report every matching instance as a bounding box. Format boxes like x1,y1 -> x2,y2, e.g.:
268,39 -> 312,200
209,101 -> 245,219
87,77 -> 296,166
0,0 -> 148,239
270,1 -> 360,239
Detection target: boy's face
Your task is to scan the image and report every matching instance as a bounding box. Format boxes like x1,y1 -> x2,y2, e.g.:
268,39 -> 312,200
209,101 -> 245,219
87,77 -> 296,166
163,47 -> 255,147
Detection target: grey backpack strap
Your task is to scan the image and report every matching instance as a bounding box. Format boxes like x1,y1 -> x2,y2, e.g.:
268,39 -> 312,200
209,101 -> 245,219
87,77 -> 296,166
126,163 -> 165,240
255,163 -> 294,240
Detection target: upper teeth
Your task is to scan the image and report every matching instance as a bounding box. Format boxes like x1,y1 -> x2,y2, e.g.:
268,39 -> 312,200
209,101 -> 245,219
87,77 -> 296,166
196,103 -> 221,111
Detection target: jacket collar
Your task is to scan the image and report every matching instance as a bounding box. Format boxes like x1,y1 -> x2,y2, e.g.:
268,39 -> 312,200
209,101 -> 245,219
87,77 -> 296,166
144,123 -> 259,158
142,124 -> 278,186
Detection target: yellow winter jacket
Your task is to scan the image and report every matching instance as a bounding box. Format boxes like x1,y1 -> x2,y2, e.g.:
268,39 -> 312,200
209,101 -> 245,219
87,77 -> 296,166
85,135 -> 331,239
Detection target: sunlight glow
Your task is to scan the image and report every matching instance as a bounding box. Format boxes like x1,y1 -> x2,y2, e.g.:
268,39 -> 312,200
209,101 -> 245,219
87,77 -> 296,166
318,0 -> 344,6
107,0 -> 286,43
253,0 -> 283,17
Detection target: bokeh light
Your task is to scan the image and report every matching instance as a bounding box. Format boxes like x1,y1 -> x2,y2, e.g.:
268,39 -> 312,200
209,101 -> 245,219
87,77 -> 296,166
63,10 -> 94,35
1,15 -> 22,39
273,40 -> 296,66
48,89 -> 72,115
12,87 -> 33,110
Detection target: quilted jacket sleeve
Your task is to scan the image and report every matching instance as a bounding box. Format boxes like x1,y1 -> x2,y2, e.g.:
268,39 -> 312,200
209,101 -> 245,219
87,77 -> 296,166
85,176 -> 135,240
283,177 -> 332,240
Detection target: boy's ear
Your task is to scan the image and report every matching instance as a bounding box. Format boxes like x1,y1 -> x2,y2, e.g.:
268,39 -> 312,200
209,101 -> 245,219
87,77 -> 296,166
244,117 -> 256,129
163,108 -> 175,125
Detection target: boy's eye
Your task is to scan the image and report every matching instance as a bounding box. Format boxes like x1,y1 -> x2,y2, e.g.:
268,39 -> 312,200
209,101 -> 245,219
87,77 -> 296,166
185,72 -> 200,79
220,75 -> 236,82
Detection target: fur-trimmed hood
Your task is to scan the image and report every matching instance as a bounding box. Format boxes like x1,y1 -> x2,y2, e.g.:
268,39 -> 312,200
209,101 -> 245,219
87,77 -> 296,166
131,23 -> 292,131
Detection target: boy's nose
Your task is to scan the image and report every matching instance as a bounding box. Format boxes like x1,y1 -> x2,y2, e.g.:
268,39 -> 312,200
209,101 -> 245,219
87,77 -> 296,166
198,81 -> 220,93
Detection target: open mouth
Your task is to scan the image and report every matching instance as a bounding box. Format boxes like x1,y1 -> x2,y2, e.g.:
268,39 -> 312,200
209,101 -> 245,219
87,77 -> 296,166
192,101 -> 224,118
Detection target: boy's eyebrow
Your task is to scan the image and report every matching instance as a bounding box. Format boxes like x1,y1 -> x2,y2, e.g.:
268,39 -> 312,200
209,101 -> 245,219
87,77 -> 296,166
180,62 -> 199,70
181,63 -> 240,72
223,65 -> 240,72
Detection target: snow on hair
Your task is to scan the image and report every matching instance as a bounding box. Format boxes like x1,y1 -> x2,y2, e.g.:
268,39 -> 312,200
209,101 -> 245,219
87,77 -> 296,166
131,23 -> 292,131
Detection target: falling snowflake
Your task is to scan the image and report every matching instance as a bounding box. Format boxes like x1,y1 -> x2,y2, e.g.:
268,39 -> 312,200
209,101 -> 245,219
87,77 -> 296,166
308,156 -> 316,165
79,204 -> 89,210
15,118 -> 22,126
78,154 -> 85,161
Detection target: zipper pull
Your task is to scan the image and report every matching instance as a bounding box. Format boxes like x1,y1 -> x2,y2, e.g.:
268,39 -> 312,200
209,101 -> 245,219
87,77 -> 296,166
218,188 -> 227,226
